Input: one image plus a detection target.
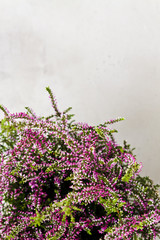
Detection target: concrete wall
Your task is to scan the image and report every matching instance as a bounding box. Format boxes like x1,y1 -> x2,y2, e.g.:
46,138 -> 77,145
0,0 -> 160,184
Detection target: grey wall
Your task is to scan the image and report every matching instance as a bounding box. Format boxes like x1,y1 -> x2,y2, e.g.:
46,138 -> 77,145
0,0 -> 160,184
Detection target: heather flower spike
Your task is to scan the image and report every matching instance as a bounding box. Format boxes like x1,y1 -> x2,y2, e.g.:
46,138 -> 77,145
0,87 -> 160,240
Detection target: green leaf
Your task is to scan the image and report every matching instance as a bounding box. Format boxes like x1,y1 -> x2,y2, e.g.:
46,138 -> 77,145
30,209 -> 45,227
6,235 -> 15,240
63,107 -> 72,114
122,162 -> 141,183
108,158 -> 119,167
133,232 -> 138,240
118,202 -> 126,208
64,174 -> 74,181
84,228 -> 92,235
116,146 -> 124,153
104,226 -> 113,233
132,222 -> 144,230
95,127 -> 105,138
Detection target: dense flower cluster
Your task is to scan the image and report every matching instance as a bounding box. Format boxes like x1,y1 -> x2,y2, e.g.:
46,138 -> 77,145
0,87 -> 160,239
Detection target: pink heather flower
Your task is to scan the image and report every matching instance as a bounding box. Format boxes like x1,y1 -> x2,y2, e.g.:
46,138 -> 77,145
0,87 -> 159,240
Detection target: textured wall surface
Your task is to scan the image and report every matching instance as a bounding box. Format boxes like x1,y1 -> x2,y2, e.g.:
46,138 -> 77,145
0,0 -> 160,185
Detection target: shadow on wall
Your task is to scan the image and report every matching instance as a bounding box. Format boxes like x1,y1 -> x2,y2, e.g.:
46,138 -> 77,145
117,57 -> 160,185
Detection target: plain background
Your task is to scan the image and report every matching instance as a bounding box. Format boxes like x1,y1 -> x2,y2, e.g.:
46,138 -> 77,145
0,0 -> 160,186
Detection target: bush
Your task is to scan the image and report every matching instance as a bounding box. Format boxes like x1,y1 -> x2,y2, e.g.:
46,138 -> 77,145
0,87 -> 160,240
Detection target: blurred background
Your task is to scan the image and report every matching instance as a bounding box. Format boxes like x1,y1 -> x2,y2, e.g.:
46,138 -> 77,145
0,0 -> 160,184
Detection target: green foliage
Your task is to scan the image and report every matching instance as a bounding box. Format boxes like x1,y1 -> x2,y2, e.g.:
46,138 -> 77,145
0,117 -> 17,151
99,196 -> 126,215
54,198 -> 83,223
30,209 -> 46,227
122,162 -> 141,183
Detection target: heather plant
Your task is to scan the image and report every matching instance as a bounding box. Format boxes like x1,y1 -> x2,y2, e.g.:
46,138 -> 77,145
0,87 -> 160,240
